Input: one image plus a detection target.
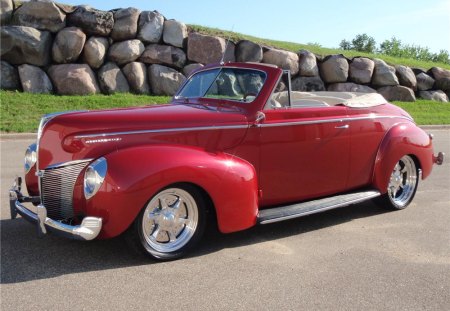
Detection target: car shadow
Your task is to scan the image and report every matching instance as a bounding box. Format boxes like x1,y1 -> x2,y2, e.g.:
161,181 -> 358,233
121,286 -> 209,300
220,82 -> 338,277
1,200 -> 389,284
193,200 -> 390,257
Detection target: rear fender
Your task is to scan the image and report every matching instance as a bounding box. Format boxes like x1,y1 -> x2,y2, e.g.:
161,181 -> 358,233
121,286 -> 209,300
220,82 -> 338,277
373,123 -> 433,193
85,145 -> 258,238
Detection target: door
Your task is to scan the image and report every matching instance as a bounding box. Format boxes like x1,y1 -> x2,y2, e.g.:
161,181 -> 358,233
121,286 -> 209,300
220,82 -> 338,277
258,106 -> 351,207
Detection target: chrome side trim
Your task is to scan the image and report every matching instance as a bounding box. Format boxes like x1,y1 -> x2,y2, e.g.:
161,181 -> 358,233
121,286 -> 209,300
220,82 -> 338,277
74,124 -> 249,139
261,115 -> 413,128
73,115 -> 412,140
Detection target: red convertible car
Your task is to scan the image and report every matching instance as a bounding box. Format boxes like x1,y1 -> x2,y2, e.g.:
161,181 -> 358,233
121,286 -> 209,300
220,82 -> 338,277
10,62 -> 444,260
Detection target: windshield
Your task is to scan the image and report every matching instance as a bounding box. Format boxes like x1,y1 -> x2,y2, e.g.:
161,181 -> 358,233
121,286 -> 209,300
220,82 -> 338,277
176,68 -> 266,103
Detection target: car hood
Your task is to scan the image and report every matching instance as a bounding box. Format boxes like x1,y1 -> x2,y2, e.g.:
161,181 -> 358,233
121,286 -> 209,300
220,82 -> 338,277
37,103 -> 249,169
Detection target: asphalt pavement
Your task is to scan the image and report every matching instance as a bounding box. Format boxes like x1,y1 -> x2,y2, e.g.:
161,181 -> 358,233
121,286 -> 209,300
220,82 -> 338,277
1,130 -> 449,310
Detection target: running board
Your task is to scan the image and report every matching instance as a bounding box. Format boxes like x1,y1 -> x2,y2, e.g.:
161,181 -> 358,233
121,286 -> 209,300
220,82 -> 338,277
257,190 -> 381,225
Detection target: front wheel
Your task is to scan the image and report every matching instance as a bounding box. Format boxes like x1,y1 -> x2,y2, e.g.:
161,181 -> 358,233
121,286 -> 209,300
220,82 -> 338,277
375,155 -> 419,210
126,184 -> 206,261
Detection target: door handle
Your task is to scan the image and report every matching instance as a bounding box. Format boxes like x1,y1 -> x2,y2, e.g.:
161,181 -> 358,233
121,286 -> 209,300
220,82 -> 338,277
335,124 -> 349,129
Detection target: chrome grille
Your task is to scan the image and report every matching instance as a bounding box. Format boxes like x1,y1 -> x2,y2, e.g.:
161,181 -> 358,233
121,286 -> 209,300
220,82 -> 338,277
41,160 -> 90,220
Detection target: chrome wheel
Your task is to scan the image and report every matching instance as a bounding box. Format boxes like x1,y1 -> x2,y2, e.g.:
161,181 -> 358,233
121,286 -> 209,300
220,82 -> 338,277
387,155 -> 418,209
141,188 -> 199,253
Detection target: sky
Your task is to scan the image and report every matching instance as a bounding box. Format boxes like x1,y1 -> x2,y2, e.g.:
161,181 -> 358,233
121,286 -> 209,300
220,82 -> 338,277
67,0 -> 450,53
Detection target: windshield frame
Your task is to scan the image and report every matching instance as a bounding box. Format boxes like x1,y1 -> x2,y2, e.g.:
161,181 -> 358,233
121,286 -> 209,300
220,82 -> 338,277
174,66 -> 268,104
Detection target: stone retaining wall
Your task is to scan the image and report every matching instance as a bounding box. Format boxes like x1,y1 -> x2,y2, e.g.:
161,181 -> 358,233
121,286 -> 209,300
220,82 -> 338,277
1,0 -> 449,102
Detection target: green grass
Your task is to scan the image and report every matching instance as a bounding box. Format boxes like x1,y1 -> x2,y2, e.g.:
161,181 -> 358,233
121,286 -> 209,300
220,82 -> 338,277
0,91 -> 171,133
394,100 -> 450,125
1,91 -> 448,133
189,25 -> 450,70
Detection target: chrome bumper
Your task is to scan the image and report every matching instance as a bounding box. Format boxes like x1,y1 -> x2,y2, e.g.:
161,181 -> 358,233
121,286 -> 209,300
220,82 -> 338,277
9,178 -> 102,241
434,152 -> 444,166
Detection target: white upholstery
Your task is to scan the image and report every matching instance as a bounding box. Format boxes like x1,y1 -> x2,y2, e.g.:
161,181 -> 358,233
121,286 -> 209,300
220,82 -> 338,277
267,91 -> 387,109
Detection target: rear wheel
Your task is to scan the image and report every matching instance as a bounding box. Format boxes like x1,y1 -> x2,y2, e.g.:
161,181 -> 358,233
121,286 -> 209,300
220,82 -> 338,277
126,184 -> 206,261
375,155 -> 419,210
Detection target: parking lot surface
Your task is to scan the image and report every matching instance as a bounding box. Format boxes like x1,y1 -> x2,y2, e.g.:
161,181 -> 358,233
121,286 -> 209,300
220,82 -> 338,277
1,130 -> 449,310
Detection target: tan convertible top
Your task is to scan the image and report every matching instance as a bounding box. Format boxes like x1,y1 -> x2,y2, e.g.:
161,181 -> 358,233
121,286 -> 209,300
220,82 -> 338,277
271,91 -> 388,108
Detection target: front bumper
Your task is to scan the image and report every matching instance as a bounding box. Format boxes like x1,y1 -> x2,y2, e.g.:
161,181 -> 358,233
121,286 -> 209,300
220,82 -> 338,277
9,178 -> 102,241
434,152 -> 445,166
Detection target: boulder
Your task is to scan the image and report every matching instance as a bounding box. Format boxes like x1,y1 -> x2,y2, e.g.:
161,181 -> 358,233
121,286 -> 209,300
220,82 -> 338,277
1,61 -> 20,90
223,40 -> 236,63
214,70 -> 243,97
110,7 -> 140,41
183,63 -> 203,76
291,76 -> 325,91
319,54 -> 348,83
82,36 -> 109,69
98,62 -> 130,94
122,62 -> 150,94
148,64 -> 186,95
1,26 -> 52,66
108,39 -> 144,65
48,64 -> 100,95
263,48 -> 299,75
419,90 -> 449,102
395,65 -> 417,90
412,68 -> 426,75
0,0 -> 13,25
137,10 -> 164,44
18,64 -> 52,93
328,82 -> 376,93
67,6 -> 114,36
298,50 -> 318,77
377,85 -> 415,102
236,72 -> 264,95
430,67 -> 450,80
236,40 -> 263,63
163,19 -> 187,48
188,32 -> 226,64
435,78 -> 450,92
52,27 -> 86,63
11,1 -> 66,32
349,57 -> 374,84
430,67 -> 450,92
416,72 -> 435,91
372,59 -> 399,86
55,3 -> 77,15
139,44 -> 186,69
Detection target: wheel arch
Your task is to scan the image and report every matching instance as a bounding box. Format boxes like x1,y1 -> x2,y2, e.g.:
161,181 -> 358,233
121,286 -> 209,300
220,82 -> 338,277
85,144 -> 258,238
372,122 -> 433,193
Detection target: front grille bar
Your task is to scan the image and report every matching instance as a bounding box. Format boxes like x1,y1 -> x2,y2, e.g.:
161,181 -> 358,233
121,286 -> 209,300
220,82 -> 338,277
40,160 -> 91,220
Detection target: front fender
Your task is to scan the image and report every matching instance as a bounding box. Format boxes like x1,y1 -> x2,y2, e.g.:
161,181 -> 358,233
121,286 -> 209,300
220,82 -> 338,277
84,145 -> 258,238
373,122 -> 434,193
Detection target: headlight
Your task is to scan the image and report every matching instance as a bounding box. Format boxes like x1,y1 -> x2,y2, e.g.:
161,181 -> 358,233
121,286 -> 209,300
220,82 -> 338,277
24,143 -> 37,174
84,157 -> 107,200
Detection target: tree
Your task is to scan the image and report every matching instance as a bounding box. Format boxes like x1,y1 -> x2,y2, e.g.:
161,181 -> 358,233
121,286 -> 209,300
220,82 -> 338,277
351,34 -> 376,53
339,39 -> 351,50
339,34 -> 449,64
379,37 -> 402,56
433,50 -> 450,64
